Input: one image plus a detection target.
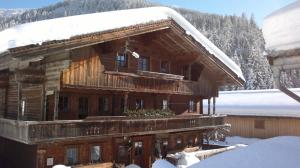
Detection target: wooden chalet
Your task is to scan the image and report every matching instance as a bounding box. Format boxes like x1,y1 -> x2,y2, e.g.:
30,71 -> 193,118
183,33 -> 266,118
0,7 -> 244,168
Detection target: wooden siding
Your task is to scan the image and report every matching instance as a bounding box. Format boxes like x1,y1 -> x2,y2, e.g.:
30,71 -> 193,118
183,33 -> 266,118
226,115 -> 300,138
61,45 -> 216,97
21,83 -> 43,121
0,88 -> 6,117
6,75 -> 18,119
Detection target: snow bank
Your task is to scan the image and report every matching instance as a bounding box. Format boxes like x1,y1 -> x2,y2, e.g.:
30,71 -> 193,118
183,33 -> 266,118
152,159 -> 176,168
263,1 -> 300,51
189,136 -> 300,168
203,88 -> 300,117
0,7 -> 244,81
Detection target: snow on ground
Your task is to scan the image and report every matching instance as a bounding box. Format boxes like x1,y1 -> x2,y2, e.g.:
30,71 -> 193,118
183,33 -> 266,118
189,136 -> 300,168
209,136 -> 261,146
52,165 -> 70,168
0,7 -> 244,81
203,88 -> 300,117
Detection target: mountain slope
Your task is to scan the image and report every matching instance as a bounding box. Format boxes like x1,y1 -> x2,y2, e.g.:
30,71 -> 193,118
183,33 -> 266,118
0,0 -> 278,90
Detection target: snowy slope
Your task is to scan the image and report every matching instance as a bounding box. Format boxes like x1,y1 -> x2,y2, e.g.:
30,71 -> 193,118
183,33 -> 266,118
263,1 -> 300,51
0,7 -> 244,81
189,136 -> 300,168
204,88 -> 300,117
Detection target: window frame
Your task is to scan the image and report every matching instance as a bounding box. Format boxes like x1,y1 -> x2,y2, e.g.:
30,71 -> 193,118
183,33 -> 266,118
116,53 -> 128,68
138,56 -> 150,71
65,146 -> 79,166
188,100 -> 196,113
58,95 -> 69,113
160,60 -> 170,73
78,97 -> 89,119
135,99 -> 144,110
90,145 -> 103,164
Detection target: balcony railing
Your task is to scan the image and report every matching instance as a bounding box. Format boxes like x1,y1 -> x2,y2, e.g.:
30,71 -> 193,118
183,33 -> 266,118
0,115 -> 225,144
62,71 -> 212,96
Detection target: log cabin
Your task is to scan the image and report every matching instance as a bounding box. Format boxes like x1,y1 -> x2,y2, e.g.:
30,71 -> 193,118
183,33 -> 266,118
0,7 -> 244,168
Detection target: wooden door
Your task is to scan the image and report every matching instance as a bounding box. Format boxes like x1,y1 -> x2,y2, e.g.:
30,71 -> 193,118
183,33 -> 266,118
131,135 -> 153,168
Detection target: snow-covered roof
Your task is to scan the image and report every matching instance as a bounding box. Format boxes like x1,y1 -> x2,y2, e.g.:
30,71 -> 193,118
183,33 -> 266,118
0,7 -> 244,81
204,88 -> 300,117
189,136 -> 300,168
263,1 -> 300,51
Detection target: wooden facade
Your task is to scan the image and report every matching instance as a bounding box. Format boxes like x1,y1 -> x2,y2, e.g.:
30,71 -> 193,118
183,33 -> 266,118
226,115 -> 300,139
0,18 -> 243,168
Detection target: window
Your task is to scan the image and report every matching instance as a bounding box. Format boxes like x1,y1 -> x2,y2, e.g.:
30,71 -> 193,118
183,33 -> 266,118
117,53 -> 128,68
138,57 -> 149,71
58,96 -> 68,113
189,100 -> 195,112
160,61 -> 169,73
188,137 -> 194,147
134,141 -> 143,156
176,137 -> 182,148
120,98 -> 125,113
99,97 -> 109,114
254,120 -> 265,129
182,65 -> 189,80
162,139 -> 168,147
66,147 -> 78,165
90,145 -> 102,163
162,99 -> 168,110
135,99 -> 144,110
79,97 -> 88,119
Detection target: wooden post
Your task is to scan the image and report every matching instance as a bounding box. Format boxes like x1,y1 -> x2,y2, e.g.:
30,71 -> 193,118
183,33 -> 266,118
208,98 -> 211,115
213,97 -> 216,115
124,92 -> 128,113
53,90 -> 59,120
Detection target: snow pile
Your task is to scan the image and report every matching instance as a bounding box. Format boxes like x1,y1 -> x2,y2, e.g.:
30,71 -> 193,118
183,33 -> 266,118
203,88 -> 300,117
175,152 -> 200,168
189,136 -> 300,168
263,1 -> 300,51
152,159 -> 176,168
126,164 -> 141,168
0,7 -> 244,82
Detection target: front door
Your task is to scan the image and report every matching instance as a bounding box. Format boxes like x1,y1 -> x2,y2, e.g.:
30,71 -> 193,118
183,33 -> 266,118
131,136 -> 152,168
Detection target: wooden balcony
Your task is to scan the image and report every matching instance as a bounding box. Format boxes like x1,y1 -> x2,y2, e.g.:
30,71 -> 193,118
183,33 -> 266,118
0,115 -> 225,144
62,71 -> 212,96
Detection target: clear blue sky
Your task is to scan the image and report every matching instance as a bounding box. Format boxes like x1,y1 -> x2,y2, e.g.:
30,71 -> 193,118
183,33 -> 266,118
0,0 -> 297,26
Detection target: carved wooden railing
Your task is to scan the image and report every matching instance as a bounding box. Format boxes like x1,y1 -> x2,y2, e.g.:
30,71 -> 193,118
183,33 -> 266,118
62,71 -> 211,96
0,115 -> 225,144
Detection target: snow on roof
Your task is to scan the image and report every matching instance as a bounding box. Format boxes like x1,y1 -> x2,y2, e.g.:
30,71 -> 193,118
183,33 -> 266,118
263,1 -> 300,51
0,7 -> 244,81
203,88 -> 300,117
189,136 -> 300,168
